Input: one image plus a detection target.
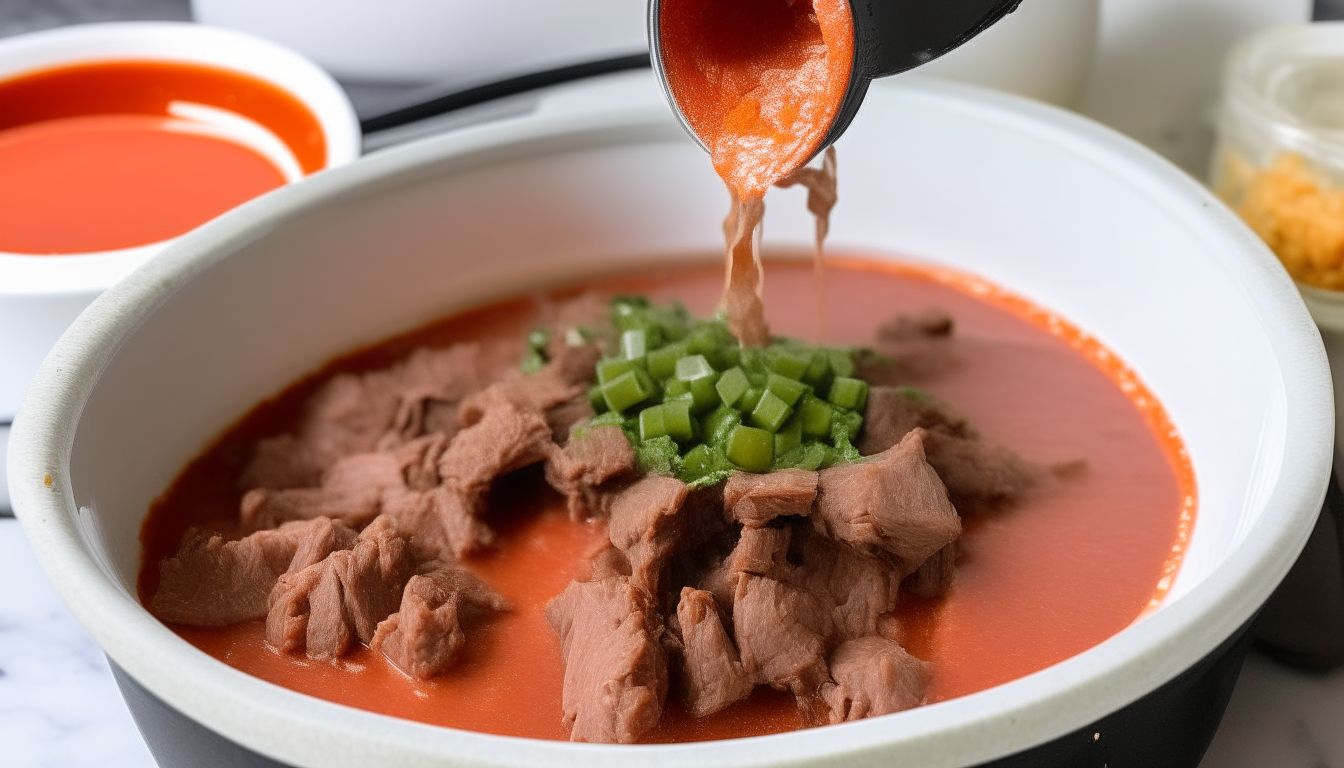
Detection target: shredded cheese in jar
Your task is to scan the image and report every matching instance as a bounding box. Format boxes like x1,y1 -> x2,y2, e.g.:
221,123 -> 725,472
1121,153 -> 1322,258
1225,152 -> 1344,291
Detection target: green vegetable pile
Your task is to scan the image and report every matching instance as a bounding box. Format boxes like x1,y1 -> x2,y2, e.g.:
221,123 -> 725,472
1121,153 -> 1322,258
576,296 -> 870,487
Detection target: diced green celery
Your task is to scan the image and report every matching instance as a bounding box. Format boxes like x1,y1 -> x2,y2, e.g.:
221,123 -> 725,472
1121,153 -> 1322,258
596,357 -> 636,385
830,409 -> 864,444
679,443 -> 714,481
715,366 -> 750,408
527,327 -> 549,349
687,322 -> 733,358
675,354 -> 715,381
588,384 -> 608,413
660,400 -> 695,442
703,406 -> 742,446
726,425 -> 774,472
738,347 -> 769,376
634,367 -> 660,401
687,375 -> 721,413
520,351 -> 546,374
679,443 -> 732,487
768,348 -> 811,380
675,354 -> 719,413
798,395 -> 833,438
802,351 -> 830,386
750,390 -> 793,433
636,435 -> 680,476
775,414 -> 802,455
773,441 -> 831,471
638,405 -> 667,441
646,342 -> 688,380
738,387 -> 764,414
711,345 -> 741,371
896,385 -> 932,403
827,377 -> 869,411
621,328 -> 650,360
766,372 -> 809,406
664,377 -> 690,398
827,349 -> 856,379
601,370 -> 652,413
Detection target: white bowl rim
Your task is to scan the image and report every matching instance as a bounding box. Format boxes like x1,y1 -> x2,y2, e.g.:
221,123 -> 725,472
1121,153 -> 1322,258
9,77 -> 1335,768
0,20 -> 362,291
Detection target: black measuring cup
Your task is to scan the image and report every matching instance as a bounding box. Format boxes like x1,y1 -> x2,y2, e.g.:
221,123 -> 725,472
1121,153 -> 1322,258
648,0 -> 1024,155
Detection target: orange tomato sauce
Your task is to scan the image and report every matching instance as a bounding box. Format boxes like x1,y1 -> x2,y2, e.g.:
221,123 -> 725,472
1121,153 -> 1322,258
139,258 -> 1191,740
0,60 -> 325,255
659,0 -> 854,198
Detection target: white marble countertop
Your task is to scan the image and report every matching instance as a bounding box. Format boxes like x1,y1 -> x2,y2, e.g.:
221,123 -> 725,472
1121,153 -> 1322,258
4,0 -> 1344,766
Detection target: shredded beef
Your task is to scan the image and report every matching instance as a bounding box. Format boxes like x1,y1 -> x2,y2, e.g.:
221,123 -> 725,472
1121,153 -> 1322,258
264,518 -> 419,657
671,588 -> 753,717
820,636 -> 930,722
859,386 -> 970,455
605,475 -> 689,594
544,425 -> 636,520
723,470 -> 817,526
153,517 -> 357,627
546,576 -> 667,744
794,529 -> 902,642
922,431 -> 1048,515
813,429 -> 960,575
902,543 -> 957,599
373,561 -> 508,679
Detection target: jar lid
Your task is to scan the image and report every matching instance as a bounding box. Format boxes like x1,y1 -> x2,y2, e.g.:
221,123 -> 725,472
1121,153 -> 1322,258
1223,22 -> 1344,167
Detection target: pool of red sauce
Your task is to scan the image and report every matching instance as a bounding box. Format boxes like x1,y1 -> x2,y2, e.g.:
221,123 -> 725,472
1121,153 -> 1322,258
139,258 -> 1192,742
0,60 -> 325,255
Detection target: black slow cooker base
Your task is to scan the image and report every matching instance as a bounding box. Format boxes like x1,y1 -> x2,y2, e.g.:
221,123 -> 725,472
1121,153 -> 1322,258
110,620 -> 1252,768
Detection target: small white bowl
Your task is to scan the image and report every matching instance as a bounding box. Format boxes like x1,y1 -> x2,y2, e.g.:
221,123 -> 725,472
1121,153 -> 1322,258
9,73 -> 1334,766
0,21 -> 361,425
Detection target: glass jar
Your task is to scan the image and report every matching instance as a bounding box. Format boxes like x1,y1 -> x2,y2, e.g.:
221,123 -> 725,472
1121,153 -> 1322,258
1213,22 -> 1344,319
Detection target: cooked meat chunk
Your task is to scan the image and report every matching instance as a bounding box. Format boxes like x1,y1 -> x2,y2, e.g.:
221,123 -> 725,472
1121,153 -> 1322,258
872,308 -> 959,379
544,425 -> 636,520
813,429 -> 961,575
730,526 -> 793,579
820,637 -> 929,722
240,451 -> 406,531
546,393 -> 597,444
267,554 -> 351,658
723,470 -> 818,526
922,431 -> 1047,515
544,338 -> 603,389
339,517 -> 419,643
860,386 -> 1048,515
859,386 -> 970,456
672,588 -> 753,717
238,342 -> 514,491
733,574 -> 833,703
265,518 -> 419,657
546,577 -> 668,744
373,561 -> 508,679
457,370 -> 581,430
439,395 -> 554,507
380,343 -> 515,447
153,517 -> 356,627
902,543 -> 957,599
606,475 -> 689,594
877,308 -> 954,340
794,530 -> 902,642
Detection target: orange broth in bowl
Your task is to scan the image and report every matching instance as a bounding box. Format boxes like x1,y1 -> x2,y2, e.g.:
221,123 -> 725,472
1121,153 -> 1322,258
0,60 -> 326,255
138,257 -> 1190,742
